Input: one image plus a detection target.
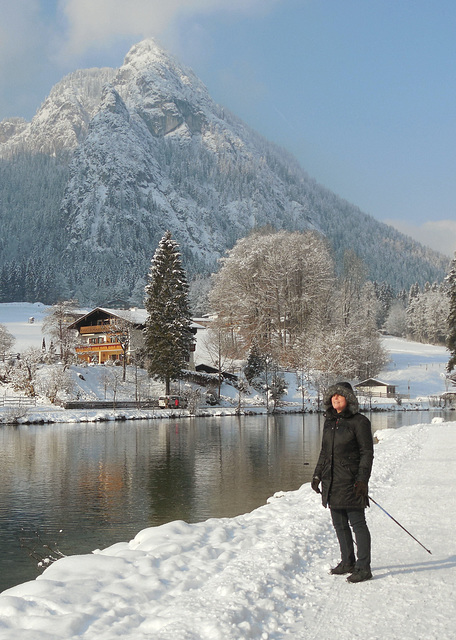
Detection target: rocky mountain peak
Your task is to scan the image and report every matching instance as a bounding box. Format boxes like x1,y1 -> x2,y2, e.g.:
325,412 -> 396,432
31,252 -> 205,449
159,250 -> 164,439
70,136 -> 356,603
115,38 -> 214,138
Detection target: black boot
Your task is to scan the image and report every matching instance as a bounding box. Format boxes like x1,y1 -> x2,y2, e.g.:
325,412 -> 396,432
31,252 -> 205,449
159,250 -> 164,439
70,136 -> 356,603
330,561 -> 356,575
346,567 -> 373,583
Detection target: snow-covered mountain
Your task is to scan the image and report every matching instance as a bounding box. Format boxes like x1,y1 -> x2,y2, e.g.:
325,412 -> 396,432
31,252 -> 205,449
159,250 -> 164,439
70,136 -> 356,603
0,67 -> 117,154
0,39 -> 449,305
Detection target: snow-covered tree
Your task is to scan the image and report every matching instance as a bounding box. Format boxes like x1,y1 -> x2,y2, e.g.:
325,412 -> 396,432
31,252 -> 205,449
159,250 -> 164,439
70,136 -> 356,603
446,255 -> 456,371
353,281 -> 389,378
144,231 -> 193,394
325,257 -> 387,380
42,300 -> 79,366
188,275 -> 212,315
36,364 -> 74,404
376,281 -> 394,327
11,348 -> 43,396
0,323 -> 15,360
268,366 -> 288,412
210,229 -> 334,361
407,282 -> 448,345
385,301 -> 408,337
244,340 -> 265,385
183,386 -> 203,415
424,285 -> 448,345
210,229 -> 387,383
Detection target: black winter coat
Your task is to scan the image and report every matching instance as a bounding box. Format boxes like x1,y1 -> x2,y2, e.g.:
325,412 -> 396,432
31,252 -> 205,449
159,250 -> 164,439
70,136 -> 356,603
313,406 -> 374,509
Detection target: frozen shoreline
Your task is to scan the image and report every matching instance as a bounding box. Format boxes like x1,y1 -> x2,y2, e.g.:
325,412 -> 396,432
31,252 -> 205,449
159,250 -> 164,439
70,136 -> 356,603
0,397 -> 450,426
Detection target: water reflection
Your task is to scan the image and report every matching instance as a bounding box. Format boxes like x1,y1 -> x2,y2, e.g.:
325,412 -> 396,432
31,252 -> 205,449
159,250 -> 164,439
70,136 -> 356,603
144,414 -> 325,526
0,410 -> 450,592
368,409 -> 455,431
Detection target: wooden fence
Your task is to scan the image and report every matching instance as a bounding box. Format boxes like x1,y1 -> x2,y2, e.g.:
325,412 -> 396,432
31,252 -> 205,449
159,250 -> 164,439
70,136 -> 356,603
0,396 -> 36,407
56,399 -> 159,409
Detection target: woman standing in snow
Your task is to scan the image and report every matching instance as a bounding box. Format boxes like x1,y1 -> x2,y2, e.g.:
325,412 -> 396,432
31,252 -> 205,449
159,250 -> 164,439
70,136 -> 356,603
311,381 -> 374,583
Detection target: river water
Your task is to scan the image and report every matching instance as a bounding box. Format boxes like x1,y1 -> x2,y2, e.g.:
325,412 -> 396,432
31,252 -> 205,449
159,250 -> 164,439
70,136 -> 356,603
0,410 -> 452,592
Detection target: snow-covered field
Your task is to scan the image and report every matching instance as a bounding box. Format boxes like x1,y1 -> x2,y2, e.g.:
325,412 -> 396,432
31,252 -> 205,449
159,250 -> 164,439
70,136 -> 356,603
0,419 -> 454,639
378,334 -> 450,398
0,302 -> 50,351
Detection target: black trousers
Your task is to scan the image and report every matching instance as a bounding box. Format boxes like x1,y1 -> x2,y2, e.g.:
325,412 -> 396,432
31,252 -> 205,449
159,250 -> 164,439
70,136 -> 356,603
330,508 -> 371,568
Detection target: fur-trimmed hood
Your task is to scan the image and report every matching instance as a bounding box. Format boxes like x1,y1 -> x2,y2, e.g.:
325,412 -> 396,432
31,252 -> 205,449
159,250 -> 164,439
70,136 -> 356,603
323,381 -> 359,414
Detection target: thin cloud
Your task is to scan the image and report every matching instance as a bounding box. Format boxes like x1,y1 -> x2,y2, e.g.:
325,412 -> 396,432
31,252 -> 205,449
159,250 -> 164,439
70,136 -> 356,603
57,0 -> 280,60
0,0 -> 279,120
0,0 -> 53,118
385,218 -> 456,258
0,0 -> 42,58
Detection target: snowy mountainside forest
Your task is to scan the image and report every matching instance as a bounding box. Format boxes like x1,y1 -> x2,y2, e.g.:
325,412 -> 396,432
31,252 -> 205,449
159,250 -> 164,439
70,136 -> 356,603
0,39 -> 449,306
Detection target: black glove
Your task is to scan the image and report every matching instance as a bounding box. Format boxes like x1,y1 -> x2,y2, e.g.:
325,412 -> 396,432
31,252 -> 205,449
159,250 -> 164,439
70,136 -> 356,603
354,481 -> 368,499
311,476 -> 321,494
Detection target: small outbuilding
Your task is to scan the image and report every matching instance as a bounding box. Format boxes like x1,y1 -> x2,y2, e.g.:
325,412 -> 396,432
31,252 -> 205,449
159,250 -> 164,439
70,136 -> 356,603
354,378 -> 396,398
195,364 -> 237,382
440,392 -> 456,408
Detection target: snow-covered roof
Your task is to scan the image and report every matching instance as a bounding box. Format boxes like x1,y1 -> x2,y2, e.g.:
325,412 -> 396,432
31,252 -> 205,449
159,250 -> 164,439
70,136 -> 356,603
68,307 -> 148,329
191,321 -> 206,330
98,308 -> 149,325
69,307 -> 205,330
355,378 -> 394,387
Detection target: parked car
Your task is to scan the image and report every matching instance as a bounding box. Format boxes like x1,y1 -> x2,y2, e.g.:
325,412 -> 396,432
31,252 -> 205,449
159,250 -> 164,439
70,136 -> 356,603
205,393 -> 217,405
158,395 -> 186,409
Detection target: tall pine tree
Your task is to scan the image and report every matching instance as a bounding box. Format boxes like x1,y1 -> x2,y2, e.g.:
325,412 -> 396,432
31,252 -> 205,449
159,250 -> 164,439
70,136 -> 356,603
144,231 -> 193,394
244,340 -> 265,383
446,253 -> 456,371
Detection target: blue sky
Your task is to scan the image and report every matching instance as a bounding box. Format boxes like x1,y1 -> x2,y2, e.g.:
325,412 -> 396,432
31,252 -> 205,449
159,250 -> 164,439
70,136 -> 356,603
1,0 -> 455,256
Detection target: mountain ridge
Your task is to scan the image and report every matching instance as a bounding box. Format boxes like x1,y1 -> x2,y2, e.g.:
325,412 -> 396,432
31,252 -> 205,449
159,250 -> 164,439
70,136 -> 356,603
0,38 -> 449,306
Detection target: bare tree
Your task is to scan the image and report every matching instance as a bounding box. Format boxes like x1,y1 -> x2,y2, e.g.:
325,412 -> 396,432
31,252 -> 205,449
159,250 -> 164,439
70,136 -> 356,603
0,323 -> 15,361
42,300 -> 79,367
101,367 -> 123,406
106,315 -> 131,382
201,324 -> 240,397
19,527 -> 66,572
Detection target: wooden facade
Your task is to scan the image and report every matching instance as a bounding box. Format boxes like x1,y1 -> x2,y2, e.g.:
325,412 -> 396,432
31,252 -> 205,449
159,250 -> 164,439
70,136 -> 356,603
69,308 -> 147,365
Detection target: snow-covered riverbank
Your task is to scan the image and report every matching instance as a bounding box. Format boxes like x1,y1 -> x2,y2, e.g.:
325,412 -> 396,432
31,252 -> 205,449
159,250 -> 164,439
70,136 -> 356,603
1,302 -> 452,426
0,400 -> 452,427
0,420 -> 454,639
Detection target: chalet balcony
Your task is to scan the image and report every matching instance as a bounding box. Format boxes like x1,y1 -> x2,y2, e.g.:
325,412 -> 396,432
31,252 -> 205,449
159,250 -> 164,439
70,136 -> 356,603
76,344 -> 122,354
75,342 -> 124,364
79,325 -> 111,334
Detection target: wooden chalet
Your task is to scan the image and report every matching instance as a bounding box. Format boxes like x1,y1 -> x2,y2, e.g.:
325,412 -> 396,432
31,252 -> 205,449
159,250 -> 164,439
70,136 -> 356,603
69,307 -> 199,367
68,308 -> 147,365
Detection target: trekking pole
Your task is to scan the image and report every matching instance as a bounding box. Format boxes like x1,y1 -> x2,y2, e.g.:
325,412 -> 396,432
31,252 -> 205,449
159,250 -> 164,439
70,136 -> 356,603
369,495 -> 432,555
